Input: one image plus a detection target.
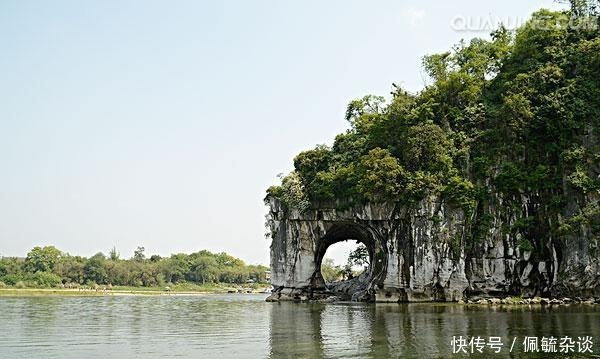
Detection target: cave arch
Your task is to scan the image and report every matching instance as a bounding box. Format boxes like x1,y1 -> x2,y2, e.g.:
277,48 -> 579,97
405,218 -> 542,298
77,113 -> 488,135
310,221 -> 385,301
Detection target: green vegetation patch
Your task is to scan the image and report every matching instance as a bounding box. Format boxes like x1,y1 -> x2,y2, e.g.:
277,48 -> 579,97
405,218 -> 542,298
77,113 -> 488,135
0,246 -> 269,291
265,2 -> 600,255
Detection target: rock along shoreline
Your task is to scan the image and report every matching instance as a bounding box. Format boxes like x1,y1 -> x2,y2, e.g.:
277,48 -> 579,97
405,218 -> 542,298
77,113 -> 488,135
266,292 -> 600,306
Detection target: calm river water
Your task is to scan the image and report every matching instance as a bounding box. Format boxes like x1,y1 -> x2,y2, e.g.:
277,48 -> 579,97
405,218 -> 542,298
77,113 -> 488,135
0,294 -> 598,358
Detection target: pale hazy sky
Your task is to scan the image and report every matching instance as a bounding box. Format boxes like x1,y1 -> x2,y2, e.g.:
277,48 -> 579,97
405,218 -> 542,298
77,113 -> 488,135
0,1 -> 565,264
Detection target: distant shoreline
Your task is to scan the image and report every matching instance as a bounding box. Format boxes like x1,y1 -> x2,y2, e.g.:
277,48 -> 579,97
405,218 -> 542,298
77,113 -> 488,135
0,287 -> 271,297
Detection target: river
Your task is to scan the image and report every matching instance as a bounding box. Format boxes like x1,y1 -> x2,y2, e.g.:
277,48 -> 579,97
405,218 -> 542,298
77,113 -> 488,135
0,294 -> 597,358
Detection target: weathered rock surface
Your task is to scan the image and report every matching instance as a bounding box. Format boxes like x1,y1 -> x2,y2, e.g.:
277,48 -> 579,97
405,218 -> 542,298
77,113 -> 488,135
265,193 -> 599,302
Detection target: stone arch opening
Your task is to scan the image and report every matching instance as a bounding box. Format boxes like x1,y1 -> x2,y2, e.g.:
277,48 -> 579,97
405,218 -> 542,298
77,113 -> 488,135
320,240 -> 370,283
311,221 -> 382,301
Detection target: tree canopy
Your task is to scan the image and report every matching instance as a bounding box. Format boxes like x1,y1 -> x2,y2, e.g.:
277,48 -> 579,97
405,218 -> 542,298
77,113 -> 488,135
267,6 -> 600,251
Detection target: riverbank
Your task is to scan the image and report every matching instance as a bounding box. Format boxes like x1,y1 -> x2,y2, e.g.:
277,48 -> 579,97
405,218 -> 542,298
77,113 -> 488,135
267,289 -> 600,305
0,284 -> 271,297
462,296 -> 600,305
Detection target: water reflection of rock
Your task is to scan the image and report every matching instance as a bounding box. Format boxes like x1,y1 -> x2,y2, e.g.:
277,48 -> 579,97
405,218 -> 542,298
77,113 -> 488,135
268,303 -> 326,358
269,303 -> 600,358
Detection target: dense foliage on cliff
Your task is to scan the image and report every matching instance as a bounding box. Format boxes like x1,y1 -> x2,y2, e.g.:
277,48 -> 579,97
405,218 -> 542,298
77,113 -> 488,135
0,246 -> 268,289
268,4 -> 600,251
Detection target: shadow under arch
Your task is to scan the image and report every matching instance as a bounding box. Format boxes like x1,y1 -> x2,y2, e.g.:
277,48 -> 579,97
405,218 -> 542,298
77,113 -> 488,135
310,221 -> 387,301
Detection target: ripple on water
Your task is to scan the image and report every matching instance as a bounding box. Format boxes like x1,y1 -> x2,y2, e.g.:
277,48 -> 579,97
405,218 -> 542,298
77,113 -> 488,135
1,296 -> 599,359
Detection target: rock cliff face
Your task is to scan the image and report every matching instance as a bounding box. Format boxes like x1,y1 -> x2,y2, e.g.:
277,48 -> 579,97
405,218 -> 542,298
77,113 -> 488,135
265,192 -> 599,302
264,8 -> 600,302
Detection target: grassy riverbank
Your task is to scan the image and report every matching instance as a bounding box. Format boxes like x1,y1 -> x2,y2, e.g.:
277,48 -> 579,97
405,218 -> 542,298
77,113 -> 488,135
0,283 -> 271,297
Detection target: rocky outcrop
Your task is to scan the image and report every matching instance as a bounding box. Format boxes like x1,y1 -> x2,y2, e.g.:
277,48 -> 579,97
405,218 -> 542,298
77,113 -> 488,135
265,191 -> 600,302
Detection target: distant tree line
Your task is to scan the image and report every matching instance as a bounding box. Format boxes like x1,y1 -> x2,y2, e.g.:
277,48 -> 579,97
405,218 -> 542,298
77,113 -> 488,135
0,246 -> 268,289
